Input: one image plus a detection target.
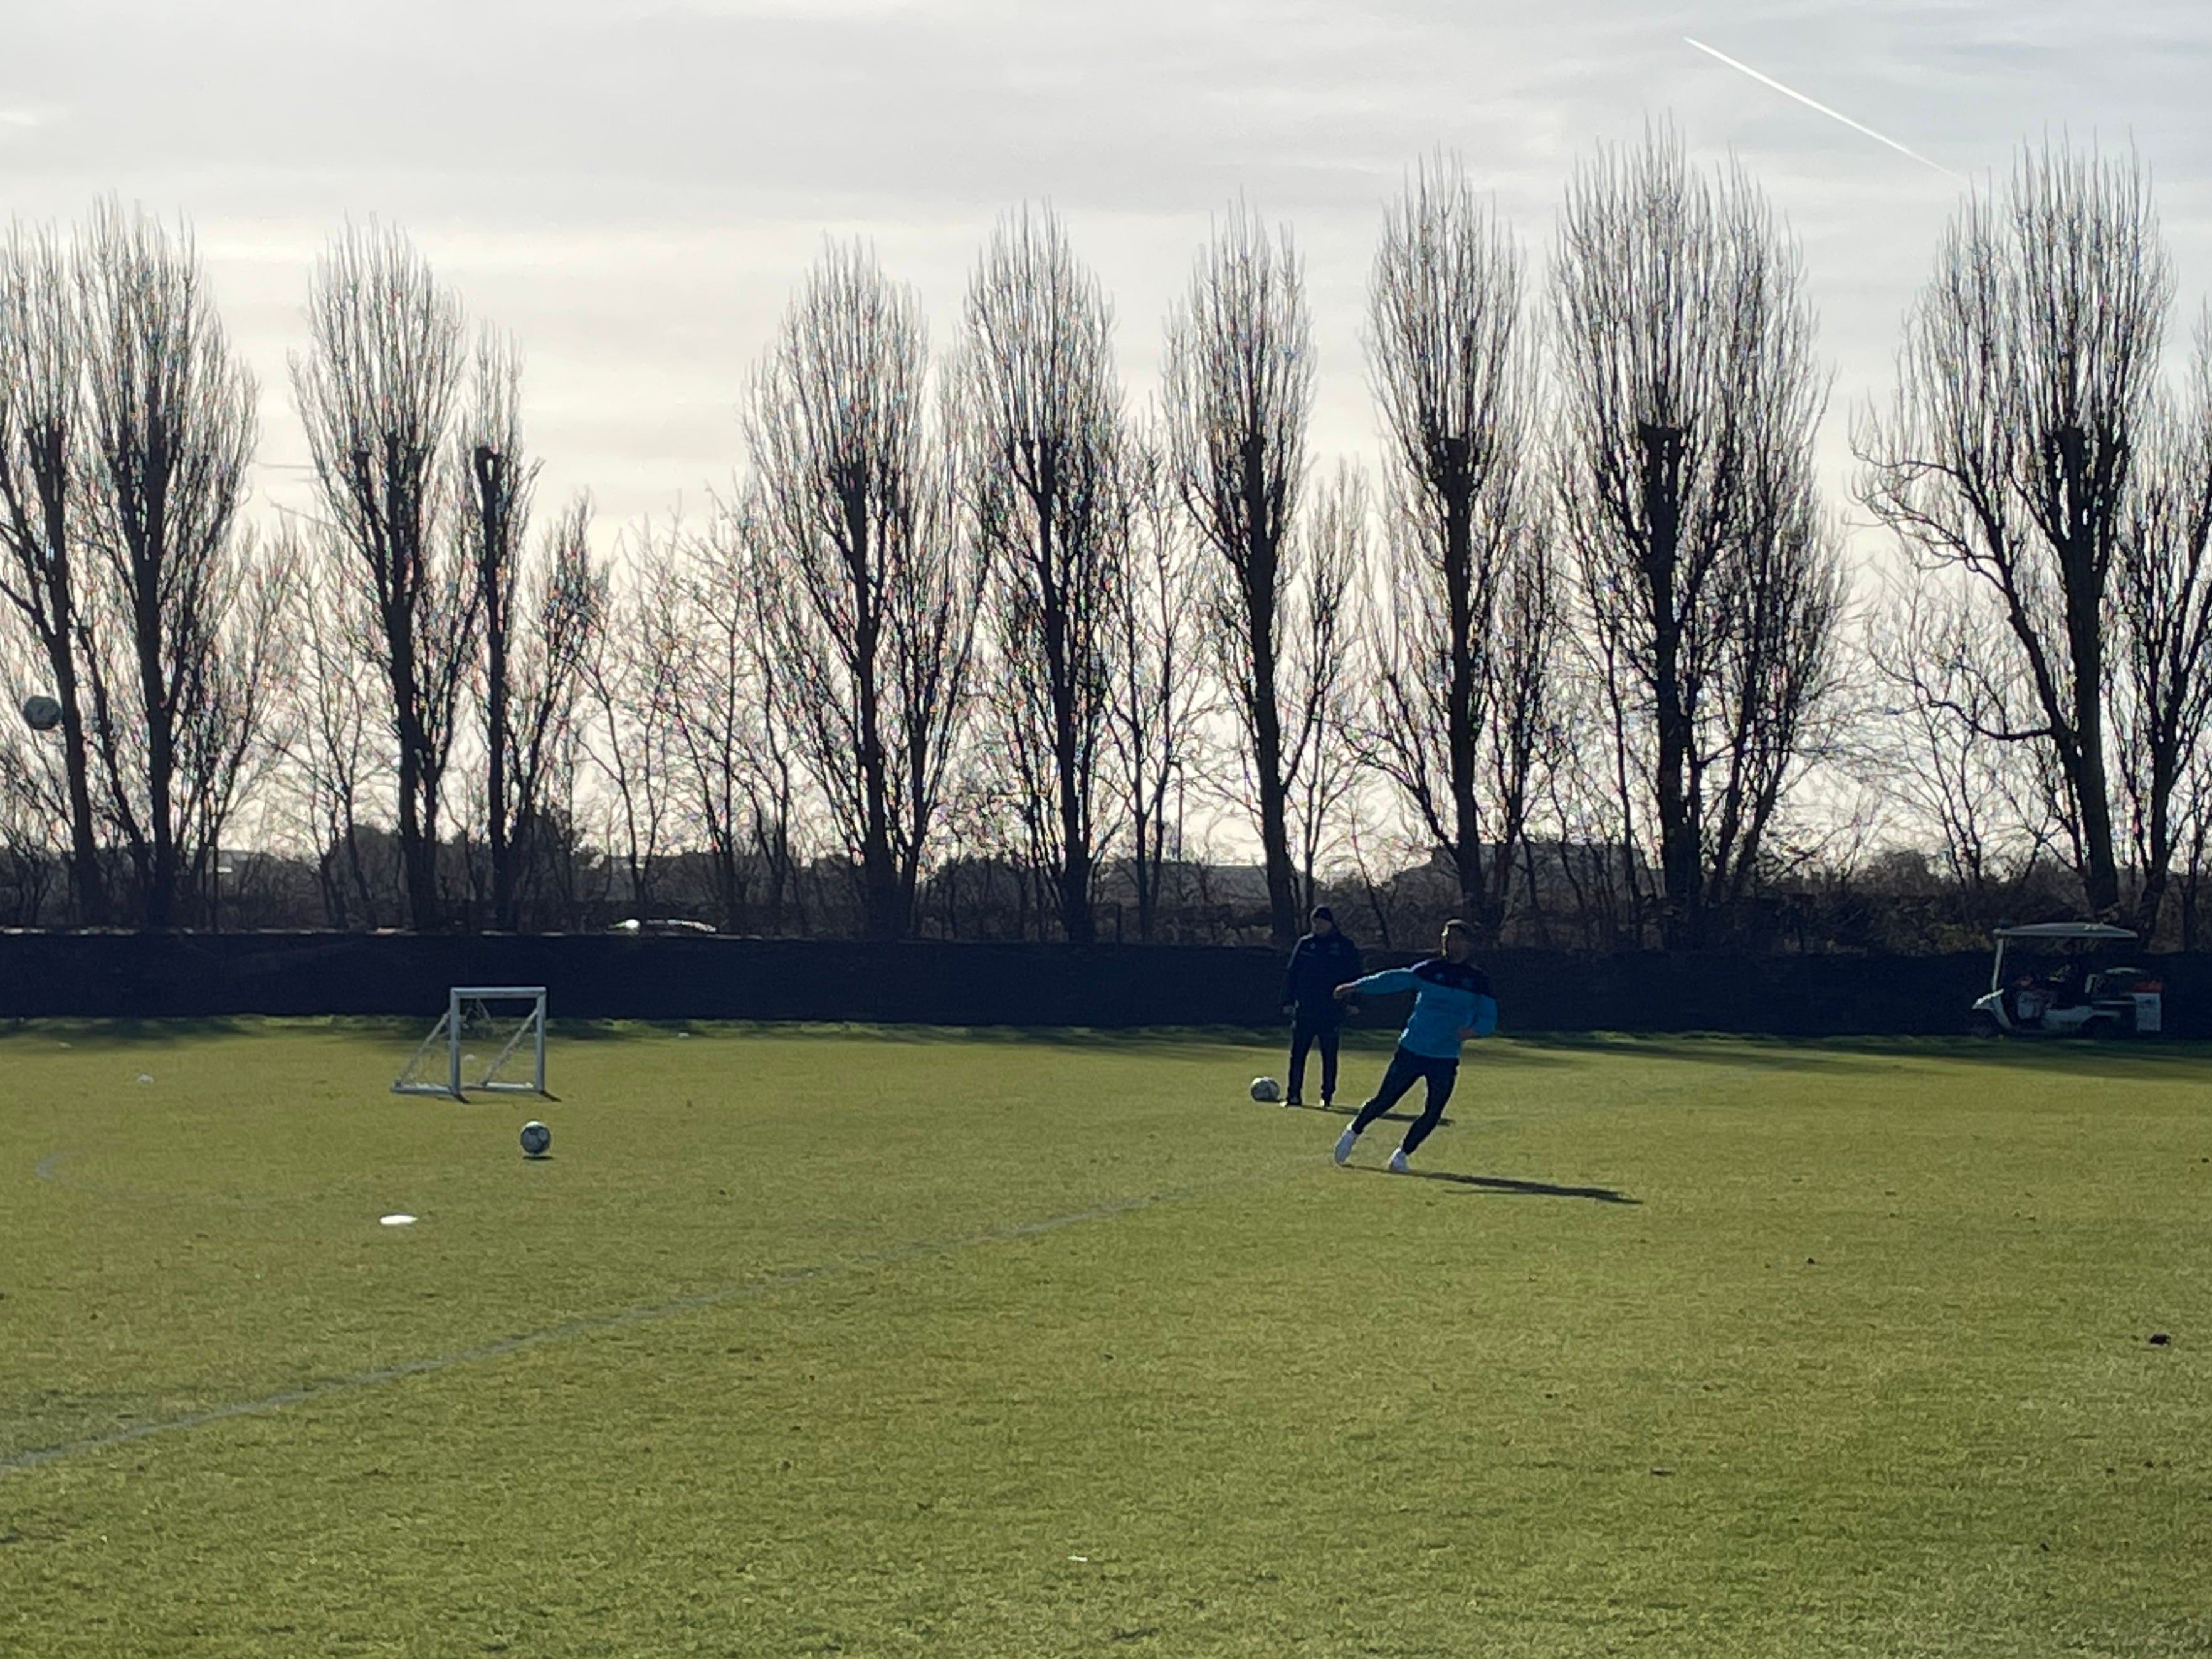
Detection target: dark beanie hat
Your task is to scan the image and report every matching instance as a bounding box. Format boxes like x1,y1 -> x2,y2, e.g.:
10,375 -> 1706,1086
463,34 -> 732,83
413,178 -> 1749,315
1311,905 -> 1334,922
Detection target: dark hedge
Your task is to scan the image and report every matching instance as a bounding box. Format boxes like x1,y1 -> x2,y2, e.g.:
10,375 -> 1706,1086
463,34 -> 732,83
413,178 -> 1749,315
3,930 -> 2175,1037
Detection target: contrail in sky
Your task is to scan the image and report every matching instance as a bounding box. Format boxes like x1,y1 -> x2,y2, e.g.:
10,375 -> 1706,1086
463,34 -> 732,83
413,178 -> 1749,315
1683,36 -> 1962,179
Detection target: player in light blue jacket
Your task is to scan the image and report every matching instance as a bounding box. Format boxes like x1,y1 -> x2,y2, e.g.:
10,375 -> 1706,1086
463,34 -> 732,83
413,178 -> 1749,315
1330,919 -> 1497,1172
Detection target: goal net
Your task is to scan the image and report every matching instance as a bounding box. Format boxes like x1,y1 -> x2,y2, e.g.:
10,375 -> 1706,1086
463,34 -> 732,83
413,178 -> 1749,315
392,986 -> 548,1098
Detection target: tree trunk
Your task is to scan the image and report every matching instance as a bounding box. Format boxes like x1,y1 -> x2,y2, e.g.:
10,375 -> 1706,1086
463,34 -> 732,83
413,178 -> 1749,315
477,446 -> 514,932
28,477 -> 110,925
1640,423 -> 1700,949
850,518 -> 901,940
54,670 -> 107,924
134,562 -> 177,928
1248,596 -> 1295,944
2056,428 -> 2122,917
1440,477 -> 1491,935
387,606 -> 443,932
1243,449 -> 1297,945
1048,619 -> 1095,945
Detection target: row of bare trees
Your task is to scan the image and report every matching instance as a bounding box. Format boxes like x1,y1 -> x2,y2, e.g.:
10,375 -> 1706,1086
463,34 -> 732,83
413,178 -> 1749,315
290,231 -> 608,935
6,131 -> 2212,947
1862,144 -> 2212,940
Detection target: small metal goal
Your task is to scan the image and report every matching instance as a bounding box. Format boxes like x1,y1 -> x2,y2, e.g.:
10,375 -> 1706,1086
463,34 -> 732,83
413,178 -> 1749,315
392,986 -> 548,1099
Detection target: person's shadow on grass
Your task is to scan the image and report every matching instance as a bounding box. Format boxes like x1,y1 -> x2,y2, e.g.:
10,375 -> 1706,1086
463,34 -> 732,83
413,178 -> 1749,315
1288,1100 -> 1453,1129
1356,1166 -> 1640,1204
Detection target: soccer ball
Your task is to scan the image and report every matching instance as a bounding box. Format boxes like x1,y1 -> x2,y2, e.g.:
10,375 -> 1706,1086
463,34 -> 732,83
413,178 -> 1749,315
21,694 -> 62,733
1249,1076 -> 1282,1103
519,1120 -> 551,1158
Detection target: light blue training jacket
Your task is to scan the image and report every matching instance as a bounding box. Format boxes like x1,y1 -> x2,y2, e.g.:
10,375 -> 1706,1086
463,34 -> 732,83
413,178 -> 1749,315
1344,957 -> 1498,1060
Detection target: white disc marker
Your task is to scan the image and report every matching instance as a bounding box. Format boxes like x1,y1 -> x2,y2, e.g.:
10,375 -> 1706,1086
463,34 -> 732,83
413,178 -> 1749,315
379,1213 -> 417,1227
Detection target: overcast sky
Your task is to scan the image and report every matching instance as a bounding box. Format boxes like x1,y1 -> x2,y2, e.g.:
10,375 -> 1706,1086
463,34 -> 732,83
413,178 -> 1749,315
4,0 -> 2208,542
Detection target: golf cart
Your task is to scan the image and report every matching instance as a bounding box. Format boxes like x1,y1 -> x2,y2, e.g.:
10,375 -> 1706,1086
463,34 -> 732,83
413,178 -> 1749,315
1968,922 -> 2162,1038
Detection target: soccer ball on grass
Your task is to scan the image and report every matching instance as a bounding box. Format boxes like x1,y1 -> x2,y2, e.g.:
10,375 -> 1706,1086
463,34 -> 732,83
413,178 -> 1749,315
519,1120 -> 551,1158
1249,1076 -> 1282,1103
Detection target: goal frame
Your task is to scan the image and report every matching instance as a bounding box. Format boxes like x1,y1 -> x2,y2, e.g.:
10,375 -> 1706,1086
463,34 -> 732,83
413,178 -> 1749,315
392,985 -> 548,1099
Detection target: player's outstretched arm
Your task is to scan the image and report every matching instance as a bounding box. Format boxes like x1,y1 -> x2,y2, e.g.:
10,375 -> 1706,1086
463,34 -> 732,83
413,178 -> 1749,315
1337,967 -> 1416,1001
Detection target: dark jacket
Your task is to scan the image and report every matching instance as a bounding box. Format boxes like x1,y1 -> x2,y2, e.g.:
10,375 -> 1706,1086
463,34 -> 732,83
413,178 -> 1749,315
1281,930 -> 1362,1019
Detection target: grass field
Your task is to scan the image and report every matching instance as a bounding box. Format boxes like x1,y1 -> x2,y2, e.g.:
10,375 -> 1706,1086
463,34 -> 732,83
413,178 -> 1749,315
4,1019 -> 2210,1657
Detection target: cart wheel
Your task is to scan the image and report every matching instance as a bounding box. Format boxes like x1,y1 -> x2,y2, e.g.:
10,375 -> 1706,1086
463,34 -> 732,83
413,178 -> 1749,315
1968,1011 -> 2000,1039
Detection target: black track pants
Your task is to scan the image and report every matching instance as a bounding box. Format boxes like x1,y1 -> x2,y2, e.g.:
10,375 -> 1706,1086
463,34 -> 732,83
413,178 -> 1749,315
1351,1045 -> 1457,1156
1288,1013 -> 1341,1101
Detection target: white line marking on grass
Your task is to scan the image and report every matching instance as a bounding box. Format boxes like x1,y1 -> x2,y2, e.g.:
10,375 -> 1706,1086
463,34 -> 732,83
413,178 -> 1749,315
1,1188 -> 1189,1476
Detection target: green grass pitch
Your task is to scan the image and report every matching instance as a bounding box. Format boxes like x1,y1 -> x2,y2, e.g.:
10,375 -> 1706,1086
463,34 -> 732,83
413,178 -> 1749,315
5,1019 -> 2210,1656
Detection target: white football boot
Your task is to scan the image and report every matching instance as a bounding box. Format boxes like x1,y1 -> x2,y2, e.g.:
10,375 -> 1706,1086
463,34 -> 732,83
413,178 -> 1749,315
1386,1147 -> 1411,1174
1332,1126 -> 1357,1166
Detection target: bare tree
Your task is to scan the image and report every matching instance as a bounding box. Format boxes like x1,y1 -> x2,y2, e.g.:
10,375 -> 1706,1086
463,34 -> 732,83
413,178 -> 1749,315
1862,569 -> 2065,912
1104,427 -> 1205,940
275,519 -> 394,927
2109,320 -> 2212,936
1357,157 -> 1552,940
630,522 -> 730,927
670,498 -> 806,934
292,223 -> 477,931
1860,139 -> 2171,923
505,493 -> 600,929
938,706 -> 1050,939
1552,128 -> 1841,947
453,331 -> 542,929
747,241 -> 977,939
1483,516 -> 1565,935
583,523 -> 675,921
0,221 -> 107,921
1164,202 -> 1314,945
971,655 -> 1056,938
73,201 -> 263,928
1698,458 -> 1848,914
959,205 -> 1124,944
1282,461 -> 1365,912
176,534 -> 295,926
1538,652 -> 1650,949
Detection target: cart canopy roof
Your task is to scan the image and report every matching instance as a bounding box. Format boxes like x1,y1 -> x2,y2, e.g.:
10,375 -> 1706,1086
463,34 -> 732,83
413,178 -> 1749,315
1993,922 -> 2137,942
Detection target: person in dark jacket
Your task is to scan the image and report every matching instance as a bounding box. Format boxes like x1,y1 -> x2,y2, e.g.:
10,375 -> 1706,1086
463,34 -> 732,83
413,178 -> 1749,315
1278,905 -> 1362,1107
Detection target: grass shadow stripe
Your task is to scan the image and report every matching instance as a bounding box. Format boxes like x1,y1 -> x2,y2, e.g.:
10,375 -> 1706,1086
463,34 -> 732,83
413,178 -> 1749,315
1,1187 -> 1196,1476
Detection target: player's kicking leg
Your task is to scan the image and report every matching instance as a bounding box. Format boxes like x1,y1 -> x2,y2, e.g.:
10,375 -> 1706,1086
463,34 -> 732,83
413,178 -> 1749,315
1334,1047 -> 1423,1165
1386,1058 -> 1458,1172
